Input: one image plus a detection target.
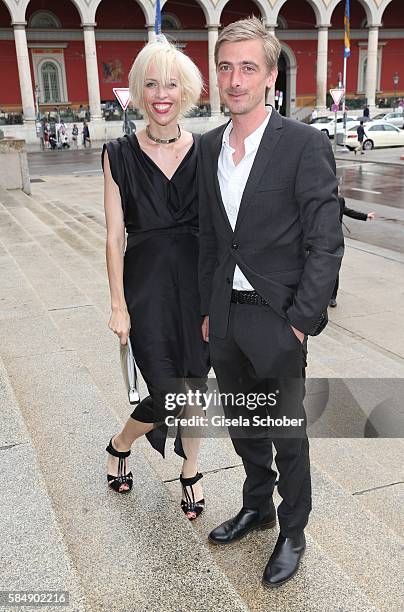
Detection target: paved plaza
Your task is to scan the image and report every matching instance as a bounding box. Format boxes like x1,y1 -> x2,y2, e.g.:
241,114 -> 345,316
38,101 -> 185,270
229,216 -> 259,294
0,153 -> 403,611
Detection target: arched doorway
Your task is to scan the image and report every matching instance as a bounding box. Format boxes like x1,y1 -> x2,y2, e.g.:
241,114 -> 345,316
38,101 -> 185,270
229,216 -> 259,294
274,43 -> 297,117
275,52 -> 287,115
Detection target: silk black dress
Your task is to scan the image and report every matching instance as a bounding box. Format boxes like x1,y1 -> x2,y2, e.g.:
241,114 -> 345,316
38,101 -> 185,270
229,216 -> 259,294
102,133 -> 209,458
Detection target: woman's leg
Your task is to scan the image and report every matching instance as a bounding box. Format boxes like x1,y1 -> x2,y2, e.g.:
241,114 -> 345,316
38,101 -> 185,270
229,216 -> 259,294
106,417 -> 154,490
179,398 -> 204,502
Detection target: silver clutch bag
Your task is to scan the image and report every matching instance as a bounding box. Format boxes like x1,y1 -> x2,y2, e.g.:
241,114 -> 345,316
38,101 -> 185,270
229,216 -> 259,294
120,337 -> 140,405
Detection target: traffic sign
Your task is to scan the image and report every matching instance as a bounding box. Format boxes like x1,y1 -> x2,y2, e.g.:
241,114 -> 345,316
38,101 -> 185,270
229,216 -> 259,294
330,88 -> 344,106
113,88 -> 131,111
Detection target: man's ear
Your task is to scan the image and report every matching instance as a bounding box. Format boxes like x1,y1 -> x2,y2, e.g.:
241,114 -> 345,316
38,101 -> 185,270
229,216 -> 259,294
267,68 -> 278,90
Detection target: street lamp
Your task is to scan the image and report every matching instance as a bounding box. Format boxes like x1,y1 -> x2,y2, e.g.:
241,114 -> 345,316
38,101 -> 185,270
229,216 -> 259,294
392,72 -> 399,108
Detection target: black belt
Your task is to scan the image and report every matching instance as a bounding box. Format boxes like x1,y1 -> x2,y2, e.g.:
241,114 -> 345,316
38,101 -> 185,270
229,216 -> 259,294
231,289 -> 269,306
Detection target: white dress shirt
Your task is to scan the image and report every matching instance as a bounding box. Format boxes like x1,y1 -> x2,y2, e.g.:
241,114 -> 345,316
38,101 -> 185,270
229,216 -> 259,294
218,109 -> 272,290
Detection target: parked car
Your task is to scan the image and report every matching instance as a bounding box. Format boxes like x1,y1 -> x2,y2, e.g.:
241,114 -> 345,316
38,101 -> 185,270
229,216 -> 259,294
310,115 -> 359,138
371,111 -> 404,128
342,121 -> 404,150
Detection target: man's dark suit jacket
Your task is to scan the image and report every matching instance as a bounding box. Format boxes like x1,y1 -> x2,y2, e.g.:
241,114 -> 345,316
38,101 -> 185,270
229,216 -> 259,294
198,109 -> 344,339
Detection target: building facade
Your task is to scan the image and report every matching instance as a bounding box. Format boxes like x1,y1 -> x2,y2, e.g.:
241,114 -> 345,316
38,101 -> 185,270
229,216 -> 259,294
0,0 -> 403,123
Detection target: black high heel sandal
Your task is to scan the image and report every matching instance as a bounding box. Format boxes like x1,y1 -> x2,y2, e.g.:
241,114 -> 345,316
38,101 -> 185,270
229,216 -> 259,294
180,472 -> 205,520
106,437 -> 133,493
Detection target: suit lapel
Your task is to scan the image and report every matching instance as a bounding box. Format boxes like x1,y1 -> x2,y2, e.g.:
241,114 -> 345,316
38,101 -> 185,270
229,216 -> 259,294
210,121 -> 234,234
235,110 -> 283,232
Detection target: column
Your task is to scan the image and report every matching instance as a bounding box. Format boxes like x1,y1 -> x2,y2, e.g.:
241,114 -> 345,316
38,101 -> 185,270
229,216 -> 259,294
316,25 -> 329,110
207,25 -> 221,115
265,25 -> 276,107
12,22 -> 36,123
146,25 -> 156,43
82,24 -> 102,120
365,26 -> 379,111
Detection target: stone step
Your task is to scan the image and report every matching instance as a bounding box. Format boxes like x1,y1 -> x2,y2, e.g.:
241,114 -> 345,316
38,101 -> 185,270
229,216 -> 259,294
325,322 -> 404,377
0,357 -> 87,612
1,183 -> 401,610
0,225 -> 249,612
150,440 -> 402,611
309,438 -> 404,538
148,442 -> 379,612
7,188 -> 105,252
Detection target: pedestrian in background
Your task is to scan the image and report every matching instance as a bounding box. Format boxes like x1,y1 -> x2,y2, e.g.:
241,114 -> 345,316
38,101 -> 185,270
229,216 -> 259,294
329,189 -> 375,307
72,124 -> 79,148
355,121 -> 365,154
82,122 -> 91,147
43,123 -> 49,149
310,108 -> 318,123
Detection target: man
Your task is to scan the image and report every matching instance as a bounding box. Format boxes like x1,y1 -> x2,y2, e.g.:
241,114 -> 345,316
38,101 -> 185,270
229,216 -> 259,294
355,121 -> 365,154
198,17 -> 343,587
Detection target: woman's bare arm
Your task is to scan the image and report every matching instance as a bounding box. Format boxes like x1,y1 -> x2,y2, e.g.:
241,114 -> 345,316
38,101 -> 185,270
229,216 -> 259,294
103,149 -> 130,345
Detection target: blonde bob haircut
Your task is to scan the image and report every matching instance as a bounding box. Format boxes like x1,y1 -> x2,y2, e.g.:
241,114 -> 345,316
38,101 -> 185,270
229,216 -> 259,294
215,16 -> 281,74
129,38 -> 203,115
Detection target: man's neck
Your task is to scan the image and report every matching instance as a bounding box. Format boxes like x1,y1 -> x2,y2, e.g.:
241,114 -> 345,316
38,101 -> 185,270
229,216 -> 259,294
230,105 -> 269,146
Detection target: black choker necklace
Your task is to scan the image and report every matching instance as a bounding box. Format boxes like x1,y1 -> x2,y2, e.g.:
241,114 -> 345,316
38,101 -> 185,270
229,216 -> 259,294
146,125 -> 181,144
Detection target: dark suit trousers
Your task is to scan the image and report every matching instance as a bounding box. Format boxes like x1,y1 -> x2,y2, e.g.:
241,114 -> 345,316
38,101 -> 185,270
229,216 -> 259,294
210,302 -> 312,537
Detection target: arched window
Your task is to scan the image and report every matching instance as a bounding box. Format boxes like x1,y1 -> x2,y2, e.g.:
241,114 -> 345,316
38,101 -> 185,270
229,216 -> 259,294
161,14 -> 182,30
277,16 -> 288,30
29,11 -> 61,29
361,57 -> 368,92
41,61 -> 61,103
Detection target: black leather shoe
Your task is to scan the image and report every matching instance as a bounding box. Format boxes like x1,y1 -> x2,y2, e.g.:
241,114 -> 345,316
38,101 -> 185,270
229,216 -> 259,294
329,298 -> 337,308
262,532 -> 306,587
208,505 -> 276,545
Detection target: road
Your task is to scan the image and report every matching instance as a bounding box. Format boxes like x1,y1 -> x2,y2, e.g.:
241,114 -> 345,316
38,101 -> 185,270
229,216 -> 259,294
336,160 -> 404,255
27,148 -> 404,256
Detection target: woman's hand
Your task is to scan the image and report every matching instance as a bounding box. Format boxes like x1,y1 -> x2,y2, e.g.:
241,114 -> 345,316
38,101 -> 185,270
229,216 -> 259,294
109,307 -> 131,345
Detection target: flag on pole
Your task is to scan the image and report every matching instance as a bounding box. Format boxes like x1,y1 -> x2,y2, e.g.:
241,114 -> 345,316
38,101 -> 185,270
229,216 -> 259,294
344,0 -> 351,58
154,0 -> 162,36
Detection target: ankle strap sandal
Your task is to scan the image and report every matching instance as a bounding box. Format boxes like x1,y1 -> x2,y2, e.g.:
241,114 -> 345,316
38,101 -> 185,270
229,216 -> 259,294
180,472 -> 205,520
106,437 -> 133,494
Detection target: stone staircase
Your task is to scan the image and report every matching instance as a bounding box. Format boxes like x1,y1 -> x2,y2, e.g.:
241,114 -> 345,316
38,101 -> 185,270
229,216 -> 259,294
0,181 -> 403,612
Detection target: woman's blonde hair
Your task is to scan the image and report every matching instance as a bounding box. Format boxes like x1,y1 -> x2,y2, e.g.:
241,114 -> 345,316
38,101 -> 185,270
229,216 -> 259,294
215,16 -> 281,73
128,38 -> 203,115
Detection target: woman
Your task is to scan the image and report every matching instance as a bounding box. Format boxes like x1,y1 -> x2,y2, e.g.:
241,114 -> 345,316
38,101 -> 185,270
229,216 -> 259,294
329,186 -> 375,307
102,39 -> 209,519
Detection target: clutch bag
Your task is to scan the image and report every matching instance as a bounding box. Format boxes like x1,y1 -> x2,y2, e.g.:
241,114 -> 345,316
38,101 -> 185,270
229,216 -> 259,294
120,337 -> 140,405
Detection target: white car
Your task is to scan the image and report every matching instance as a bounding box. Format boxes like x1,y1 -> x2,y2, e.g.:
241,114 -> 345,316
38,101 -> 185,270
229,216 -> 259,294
371,111 -> 404,128
310,115 -> 359,138
343,121 -> 404,150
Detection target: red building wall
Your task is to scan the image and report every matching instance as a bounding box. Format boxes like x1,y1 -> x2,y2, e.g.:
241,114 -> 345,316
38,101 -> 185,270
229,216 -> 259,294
0,41 -> 21,105
379,39 -> 404,93
96,41 -> 145,100
95,0 -> 146,28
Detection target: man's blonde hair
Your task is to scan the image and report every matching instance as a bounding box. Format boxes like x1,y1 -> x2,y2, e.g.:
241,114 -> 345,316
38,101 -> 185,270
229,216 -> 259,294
215,16 -> 281,73
129,38 -> 203,115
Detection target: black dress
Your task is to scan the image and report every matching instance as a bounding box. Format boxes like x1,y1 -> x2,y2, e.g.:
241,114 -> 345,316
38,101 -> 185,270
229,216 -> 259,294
102,133 -> 209,458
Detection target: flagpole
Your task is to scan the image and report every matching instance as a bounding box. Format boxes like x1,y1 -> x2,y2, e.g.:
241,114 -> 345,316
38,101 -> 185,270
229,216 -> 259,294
342,54 -> 347,118
342,0 -> 350,135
